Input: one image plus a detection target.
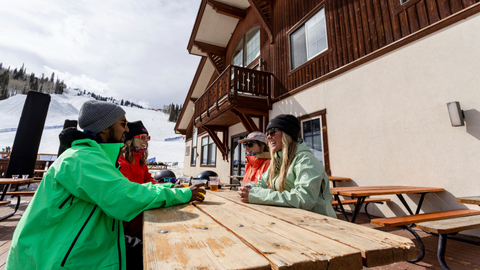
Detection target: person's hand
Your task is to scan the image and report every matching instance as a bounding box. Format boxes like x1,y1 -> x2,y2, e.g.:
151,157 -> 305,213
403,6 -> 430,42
189,183 -> 207,202
171,180 -> 184,188
237,187 -> 250,203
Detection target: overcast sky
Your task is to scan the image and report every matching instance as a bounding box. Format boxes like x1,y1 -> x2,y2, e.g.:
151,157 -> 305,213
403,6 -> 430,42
0,0 -> 202,109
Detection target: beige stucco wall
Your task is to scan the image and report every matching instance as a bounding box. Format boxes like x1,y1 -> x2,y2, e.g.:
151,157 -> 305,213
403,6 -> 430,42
271,13 -> 480,235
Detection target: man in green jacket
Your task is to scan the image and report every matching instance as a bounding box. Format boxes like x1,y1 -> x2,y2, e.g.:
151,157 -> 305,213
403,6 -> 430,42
6,100 -> 205,270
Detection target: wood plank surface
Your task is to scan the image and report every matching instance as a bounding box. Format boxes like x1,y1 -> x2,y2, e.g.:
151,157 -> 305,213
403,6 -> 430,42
212,190 -> 416,267
371,209 -> 480,227
331,186 -> 445,197
328,176 -> 352,181
197,193 -> 363,269
143,203 -> 271,270
457,196 -> 480,205
416,215 -> 480,234
0,201 -> 10,206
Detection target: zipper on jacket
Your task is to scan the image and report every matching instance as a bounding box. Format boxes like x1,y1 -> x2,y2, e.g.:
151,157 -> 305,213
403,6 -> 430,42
59,194 -> 73,209
61,205 -> 98,267
112,218 -> 115,231
117,220 -> 122,269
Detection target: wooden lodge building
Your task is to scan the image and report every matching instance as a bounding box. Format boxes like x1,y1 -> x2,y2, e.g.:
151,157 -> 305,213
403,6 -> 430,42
174,0 -> 480,234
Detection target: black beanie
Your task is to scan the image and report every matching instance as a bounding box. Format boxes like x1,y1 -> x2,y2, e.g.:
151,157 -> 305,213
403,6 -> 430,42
124,121 -> 149,142
266,114 -> 300,142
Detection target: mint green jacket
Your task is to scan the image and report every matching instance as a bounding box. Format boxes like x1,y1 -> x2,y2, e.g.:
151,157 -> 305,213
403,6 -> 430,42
249,142 -> 336,218
6,139 -> 191,270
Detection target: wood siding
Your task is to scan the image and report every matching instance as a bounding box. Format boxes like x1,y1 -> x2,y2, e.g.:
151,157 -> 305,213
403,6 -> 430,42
270,0 -> 480,99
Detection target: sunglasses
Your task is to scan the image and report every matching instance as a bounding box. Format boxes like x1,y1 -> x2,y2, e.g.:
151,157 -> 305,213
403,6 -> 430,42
133,134 -> 151,141
265,128 -> 279,137
244,141 -> 257,148
158,178 -> 177,183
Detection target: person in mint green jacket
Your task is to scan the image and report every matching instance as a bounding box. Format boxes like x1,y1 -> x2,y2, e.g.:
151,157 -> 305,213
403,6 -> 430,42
5,100 -> 206,270
237,114 -> 336,218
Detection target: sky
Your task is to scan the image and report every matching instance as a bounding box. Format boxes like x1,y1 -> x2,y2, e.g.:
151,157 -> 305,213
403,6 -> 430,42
0,0 -> 202,109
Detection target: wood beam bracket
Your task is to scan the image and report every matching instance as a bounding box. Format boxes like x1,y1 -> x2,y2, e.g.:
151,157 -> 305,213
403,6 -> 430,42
204,125 -> 229,161
206,0 -> 246,20
193,41 -> 226,74
247,0 -> 273,43
230,108 -> 260,133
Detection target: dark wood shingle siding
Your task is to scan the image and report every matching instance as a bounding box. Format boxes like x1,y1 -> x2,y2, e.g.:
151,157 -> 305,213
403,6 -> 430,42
270,0 -> 480,99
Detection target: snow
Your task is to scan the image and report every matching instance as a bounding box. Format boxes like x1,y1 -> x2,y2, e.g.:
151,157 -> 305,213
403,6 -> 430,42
0,90 -> 185,175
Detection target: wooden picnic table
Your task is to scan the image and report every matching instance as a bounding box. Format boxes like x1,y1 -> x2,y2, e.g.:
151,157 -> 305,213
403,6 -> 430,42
144,189 -> 416,269
331,186 -> 445,223
457,196 -> 480,206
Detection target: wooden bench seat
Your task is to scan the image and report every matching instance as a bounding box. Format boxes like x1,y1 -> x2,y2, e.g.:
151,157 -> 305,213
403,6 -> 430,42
0,200 -> 11,206
371,209 -> 480,265
332,197 -> 390,206
371,209 -> 480,227
416,215 -> 480,270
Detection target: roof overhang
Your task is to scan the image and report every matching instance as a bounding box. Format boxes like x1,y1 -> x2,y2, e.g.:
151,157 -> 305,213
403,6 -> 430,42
175,57 -> 217,134
187,0 -> 250,56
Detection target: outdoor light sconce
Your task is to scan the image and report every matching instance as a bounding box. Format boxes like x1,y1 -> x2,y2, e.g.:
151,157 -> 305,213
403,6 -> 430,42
447,101 -> 465,127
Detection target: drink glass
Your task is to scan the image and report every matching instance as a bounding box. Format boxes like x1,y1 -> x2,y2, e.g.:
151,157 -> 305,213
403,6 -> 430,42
240,180 -> 253,189
209,176 -> 219,191
12,175 -> 19,181
178,176 -> 190,187
22,174 -> 29,180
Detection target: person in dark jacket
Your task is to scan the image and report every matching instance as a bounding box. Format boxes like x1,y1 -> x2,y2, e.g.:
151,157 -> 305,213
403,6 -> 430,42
6,100 -> 206,270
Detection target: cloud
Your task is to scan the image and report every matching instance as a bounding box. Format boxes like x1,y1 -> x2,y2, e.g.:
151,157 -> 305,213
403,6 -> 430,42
0,0 -> 202,109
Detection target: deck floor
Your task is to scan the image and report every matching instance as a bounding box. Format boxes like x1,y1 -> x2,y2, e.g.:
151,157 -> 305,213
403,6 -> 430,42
1,196 -> 480,269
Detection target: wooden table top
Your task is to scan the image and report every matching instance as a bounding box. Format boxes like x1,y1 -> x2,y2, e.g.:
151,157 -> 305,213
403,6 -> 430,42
328,176 -> 352,181
457,196 -> 480,205
331,186 -> 445,197
144,189 -> 415,269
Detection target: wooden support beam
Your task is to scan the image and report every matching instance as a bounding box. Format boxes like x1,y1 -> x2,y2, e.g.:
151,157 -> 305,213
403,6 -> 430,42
206,0 -> 246,19
247,0 -> 273,43
231,109 -> 260,133
206,52 -> 222,75
190,97 -> 198,102
193,41 -> 226,56
204,126 -> 228,160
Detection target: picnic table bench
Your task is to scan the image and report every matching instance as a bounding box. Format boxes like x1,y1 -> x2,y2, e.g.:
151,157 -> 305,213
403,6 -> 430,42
144,189 -> 417,269
0,178 -> 35,221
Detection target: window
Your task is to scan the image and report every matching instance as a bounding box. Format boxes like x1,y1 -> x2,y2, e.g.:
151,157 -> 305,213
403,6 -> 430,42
231,135 -> 247,177
201,136 -> 216,165
231,26 -> 260,68
298,110 -> 330,175
290,7 -> 327,70
190,127 -> 197,165
302,118 -> 323,164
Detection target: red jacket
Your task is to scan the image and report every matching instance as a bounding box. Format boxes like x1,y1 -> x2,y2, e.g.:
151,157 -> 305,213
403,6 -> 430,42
243,152 -> 271,183
118,152 -> 156,184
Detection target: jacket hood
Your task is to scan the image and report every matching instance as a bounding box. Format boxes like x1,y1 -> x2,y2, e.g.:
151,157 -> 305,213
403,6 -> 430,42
59,127 -> 105,152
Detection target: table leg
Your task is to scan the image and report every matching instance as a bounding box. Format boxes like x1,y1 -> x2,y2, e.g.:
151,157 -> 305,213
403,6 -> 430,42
334,195 -> 349,222
1,183 -> 11,201
350,197 -> 366,223
396,193 -> 427,215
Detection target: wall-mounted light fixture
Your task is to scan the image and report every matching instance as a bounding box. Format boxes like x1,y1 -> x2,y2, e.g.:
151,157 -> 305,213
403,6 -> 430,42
447,101 -> 465,127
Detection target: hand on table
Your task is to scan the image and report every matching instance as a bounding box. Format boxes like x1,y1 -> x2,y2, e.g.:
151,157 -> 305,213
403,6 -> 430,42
189,183 -> 207,202
237,187 -> 250,203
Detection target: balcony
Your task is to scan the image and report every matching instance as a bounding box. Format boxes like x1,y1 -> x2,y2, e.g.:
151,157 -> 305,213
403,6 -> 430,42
194,65 -> 272,128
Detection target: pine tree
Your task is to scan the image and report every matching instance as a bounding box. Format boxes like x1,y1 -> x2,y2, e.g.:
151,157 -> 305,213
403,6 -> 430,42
50,72 -> 55,82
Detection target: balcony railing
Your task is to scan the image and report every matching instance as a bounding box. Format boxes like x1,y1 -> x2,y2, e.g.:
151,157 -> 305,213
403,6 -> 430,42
194,65 -> 272,122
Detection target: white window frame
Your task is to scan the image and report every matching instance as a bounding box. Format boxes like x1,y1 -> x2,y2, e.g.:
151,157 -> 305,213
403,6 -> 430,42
289,7 -> 328,70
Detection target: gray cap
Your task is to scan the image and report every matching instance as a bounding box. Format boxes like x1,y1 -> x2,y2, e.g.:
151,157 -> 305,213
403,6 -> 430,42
78,100 -> 126,133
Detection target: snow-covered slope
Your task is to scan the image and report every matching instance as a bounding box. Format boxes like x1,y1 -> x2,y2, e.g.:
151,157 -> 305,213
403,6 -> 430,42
0,91 -> 185,169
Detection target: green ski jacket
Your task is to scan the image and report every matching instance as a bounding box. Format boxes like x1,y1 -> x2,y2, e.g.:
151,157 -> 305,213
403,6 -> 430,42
248,142 -> 336,218
6,139 -> 191,270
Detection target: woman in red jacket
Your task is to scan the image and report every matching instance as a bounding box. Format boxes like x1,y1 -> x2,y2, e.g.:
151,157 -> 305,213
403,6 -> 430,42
118,120 -> 155,243
239,131 -> 271,183
118,120 -> 156,185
